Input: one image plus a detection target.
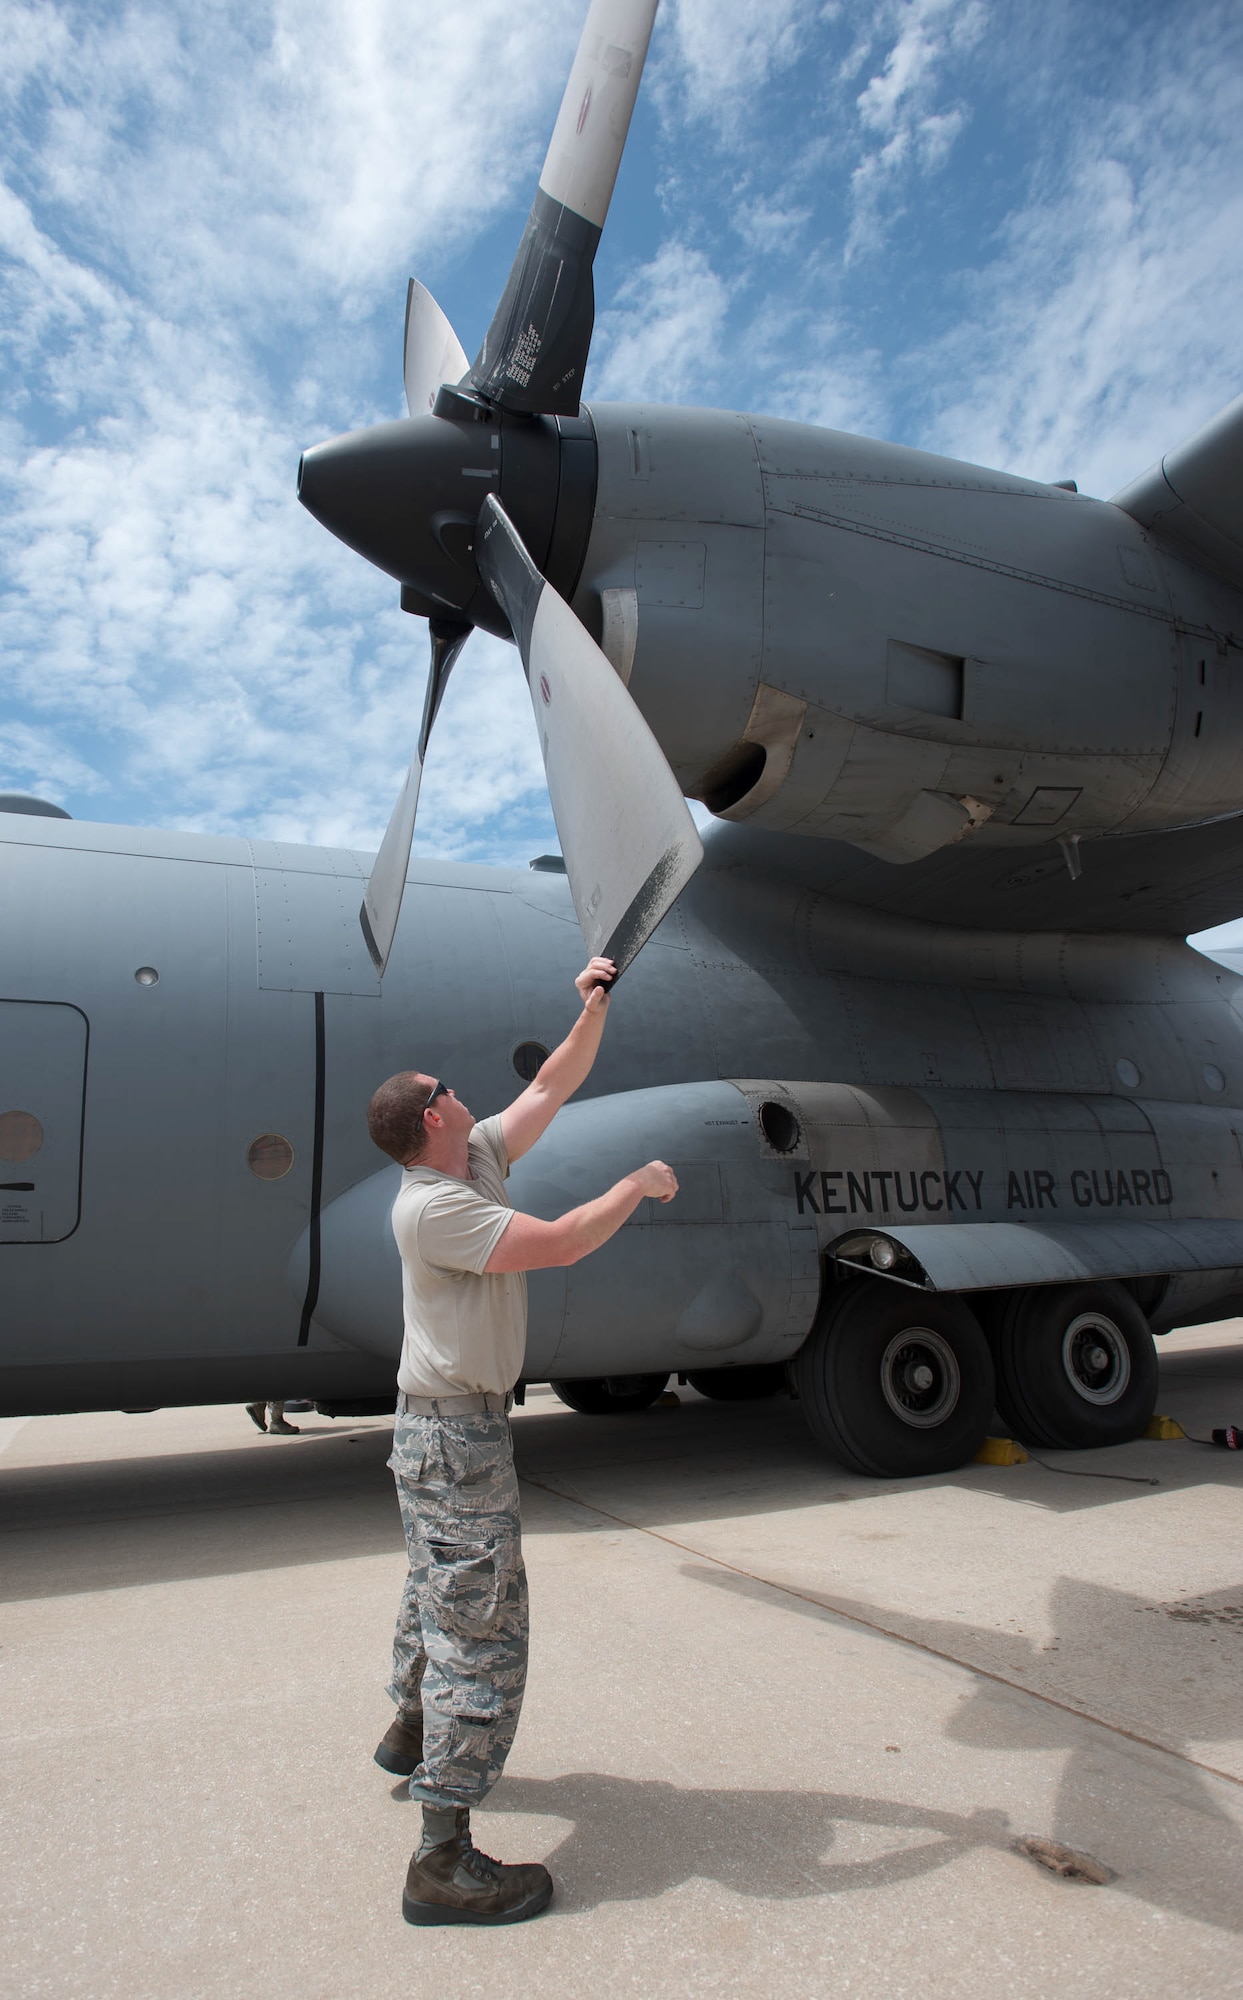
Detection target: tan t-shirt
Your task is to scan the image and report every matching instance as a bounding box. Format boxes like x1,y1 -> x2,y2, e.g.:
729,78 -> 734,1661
392,1115 -> 527,1398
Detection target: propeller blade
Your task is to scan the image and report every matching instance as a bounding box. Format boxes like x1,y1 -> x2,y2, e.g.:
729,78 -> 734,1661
360,618 -> 471,974
403,278 -> 469,417
476,495 -> 702,977
468,0 -> 658,416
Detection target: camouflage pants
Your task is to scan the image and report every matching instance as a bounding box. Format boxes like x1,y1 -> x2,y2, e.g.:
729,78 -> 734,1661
386,1410 -> 528,1810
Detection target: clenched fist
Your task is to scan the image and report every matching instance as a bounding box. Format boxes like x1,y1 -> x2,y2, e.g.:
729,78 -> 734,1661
632,1160 -> 678,1203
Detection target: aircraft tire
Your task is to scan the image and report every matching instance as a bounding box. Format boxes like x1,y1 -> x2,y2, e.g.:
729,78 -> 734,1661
988,1281 -> 1158,1449
550,1373 -> 670,1414
685,1364 -> 785,1401
794,1278 -> 994,1477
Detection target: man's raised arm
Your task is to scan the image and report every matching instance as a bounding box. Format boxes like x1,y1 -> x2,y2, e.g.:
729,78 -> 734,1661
499,956 -> 616,1164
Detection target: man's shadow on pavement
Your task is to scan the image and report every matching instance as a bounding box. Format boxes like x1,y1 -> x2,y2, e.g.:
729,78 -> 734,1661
394,1770 -> 1011,1911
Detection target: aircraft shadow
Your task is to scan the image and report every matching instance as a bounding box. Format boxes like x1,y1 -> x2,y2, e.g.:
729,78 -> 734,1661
0,1423 -> 402,1602
5,1348 -> 1240,1599
511,1382 -> 1241,1529
683,1562 -> 1243,1937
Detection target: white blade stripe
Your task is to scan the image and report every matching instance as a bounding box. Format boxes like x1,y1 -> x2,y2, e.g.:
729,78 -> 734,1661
538,0 -> 659,229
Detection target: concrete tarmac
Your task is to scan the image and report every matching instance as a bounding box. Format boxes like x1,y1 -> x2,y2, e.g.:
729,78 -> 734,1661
2,1323 -> 1241,1999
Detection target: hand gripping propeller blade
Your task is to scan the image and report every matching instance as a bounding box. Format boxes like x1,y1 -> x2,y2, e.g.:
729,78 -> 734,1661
403,279 -> 469,417
360,619 -> 471,974
468,0 -> 659,415
477,496 -> 702,976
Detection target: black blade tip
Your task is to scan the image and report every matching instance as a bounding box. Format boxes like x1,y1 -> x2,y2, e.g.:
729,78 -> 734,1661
359,900 -> 385,974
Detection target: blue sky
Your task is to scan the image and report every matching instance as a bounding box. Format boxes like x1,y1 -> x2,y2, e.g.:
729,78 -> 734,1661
2,0 -> 1242,933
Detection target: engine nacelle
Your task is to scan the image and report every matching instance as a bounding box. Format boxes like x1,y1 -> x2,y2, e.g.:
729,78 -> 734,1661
578,403 -> 1243,864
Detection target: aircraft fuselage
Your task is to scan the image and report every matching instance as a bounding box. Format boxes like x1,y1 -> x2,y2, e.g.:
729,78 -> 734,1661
5,811 -> 1243,1419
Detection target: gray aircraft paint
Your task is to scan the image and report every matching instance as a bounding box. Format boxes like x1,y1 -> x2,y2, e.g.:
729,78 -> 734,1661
572,402 -> 1243,860
7,0 -> 1242,1472
6,804 -> 1243,1417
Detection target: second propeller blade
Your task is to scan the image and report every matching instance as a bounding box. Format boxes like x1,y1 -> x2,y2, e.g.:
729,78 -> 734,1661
477,495 -> 702,977
403,278 -> 469,417
360,618 -> 471,974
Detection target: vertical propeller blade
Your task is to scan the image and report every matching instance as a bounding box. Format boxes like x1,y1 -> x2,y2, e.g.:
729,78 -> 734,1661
403,279 -> 469,417
477,496 -> 702,976
468,0 -> 659,415
360,619 -> 471,974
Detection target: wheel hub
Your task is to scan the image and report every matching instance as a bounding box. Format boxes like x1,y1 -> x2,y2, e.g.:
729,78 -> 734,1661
879,1328 -> 961,1429
1061,1314 -> 1131,1405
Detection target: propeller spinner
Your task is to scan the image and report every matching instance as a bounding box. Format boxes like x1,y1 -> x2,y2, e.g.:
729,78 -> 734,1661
297,0 -> 701,976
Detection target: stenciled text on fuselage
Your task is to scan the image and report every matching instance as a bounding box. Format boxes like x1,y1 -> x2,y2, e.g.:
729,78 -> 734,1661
792,1164 -> 1174,1217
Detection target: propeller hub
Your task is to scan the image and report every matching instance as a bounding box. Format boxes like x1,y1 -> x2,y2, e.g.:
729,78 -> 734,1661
297,414 -> 504,631
297,408 -> 595,636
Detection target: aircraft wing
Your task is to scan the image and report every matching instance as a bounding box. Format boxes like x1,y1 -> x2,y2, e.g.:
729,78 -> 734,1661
702,812 -> 1243,939
1113,392 -> 1243,589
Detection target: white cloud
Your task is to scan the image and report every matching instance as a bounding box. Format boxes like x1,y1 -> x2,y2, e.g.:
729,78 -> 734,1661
845,0 -> 980,261
855,0 -> 981,132
587,241 -> 728,404
917,14 -> 1243,494
0,0 -> 591,857
663,0 -> 811,121
732,197 -> 812,257
763,324 -> 887,438
2,0 -> 582,326
0,720 -> 105,800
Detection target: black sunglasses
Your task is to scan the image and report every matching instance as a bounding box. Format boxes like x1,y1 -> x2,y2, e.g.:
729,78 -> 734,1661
423,1080 -> 450,1114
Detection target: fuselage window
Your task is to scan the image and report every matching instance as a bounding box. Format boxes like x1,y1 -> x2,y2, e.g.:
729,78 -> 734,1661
0,1111 -> 44,1161
247,1133 -> 295,1180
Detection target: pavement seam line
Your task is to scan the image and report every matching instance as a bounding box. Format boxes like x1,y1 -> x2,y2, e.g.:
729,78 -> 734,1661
518,1472 -> 1243,1794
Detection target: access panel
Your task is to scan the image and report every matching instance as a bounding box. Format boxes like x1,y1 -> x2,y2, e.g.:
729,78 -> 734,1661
0,1000 -> 88,1243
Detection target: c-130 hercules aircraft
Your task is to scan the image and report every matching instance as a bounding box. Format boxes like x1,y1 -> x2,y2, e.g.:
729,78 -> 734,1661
5,0 -> 1243,1477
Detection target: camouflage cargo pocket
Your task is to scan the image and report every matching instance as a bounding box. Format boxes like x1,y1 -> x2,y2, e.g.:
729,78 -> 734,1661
387,1413 -> 431,1483
426,1538 -> 510,1642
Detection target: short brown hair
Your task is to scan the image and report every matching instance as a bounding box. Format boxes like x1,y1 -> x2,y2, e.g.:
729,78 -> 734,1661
367,1071 -> 436,1164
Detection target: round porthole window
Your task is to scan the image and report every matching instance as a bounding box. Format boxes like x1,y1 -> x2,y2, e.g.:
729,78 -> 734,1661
513,1042 -> 550,1082
247,1133 -> 295,1181
134,967 -> 159,986
1204,1063 -> 1226,1093
0,1111 -> 43,1161
1115,1058 -> 1141,1089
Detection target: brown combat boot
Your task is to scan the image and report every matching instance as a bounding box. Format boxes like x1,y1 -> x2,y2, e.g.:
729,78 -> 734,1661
374,1711 -> 424,1777
402,1810 -> 553,1926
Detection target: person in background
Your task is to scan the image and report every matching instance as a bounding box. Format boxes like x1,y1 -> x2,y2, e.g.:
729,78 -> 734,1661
244,1400 -> 300,1435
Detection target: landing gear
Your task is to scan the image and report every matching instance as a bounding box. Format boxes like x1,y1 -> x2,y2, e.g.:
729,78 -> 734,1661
550,1373 -> 670,1414
987,1281 -> 1158,1448
685,1364 -> 786,1401
794,1278 -> 995,1476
